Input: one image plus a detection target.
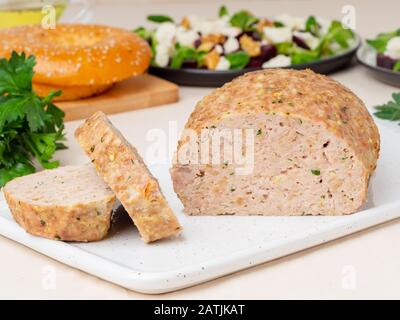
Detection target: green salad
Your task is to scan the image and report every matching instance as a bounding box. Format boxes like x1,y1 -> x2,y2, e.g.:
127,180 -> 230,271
134,6 -> 356,71
367,29 -> 400,72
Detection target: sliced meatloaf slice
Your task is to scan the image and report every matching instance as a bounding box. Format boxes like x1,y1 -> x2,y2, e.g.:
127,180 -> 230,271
4,164 -> 116,241
170,69 -> 380,216
75,111 -> 182,243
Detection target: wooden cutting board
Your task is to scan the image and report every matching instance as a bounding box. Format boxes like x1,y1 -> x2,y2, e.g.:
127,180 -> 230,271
57,74 -> 179,121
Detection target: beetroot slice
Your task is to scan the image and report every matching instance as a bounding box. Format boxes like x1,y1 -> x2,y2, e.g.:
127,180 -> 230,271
293,35 -> 310,50
247,44 -> 277,68
236,31 -> 262,41
377,53 -> 398,70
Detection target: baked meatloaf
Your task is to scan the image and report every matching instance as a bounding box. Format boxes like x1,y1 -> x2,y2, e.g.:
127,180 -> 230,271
171,69 -> 380,216
75,111 -> 182,243
4,165 -> 116,241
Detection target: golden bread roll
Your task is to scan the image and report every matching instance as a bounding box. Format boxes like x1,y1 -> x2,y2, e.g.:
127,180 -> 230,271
33,82 -> 114,101
0,24 -> 151,86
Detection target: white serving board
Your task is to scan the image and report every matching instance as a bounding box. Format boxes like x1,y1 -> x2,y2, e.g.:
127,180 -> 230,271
1,120 -> 400,294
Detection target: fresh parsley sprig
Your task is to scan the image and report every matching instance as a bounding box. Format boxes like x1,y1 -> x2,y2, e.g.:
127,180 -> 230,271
374,92 -> 400,122
0,51 -> 66,187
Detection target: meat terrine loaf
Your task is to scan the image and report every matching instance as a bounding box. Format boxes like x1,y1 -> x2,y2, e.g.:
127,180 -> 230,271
171,69 -> 380,216
75,111 -> 182,243
4,165 -> 116,241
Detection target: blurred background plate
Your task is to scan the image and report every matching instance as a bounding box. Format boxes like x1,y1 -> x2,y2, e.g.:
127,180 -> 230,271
150,35 -> 361,87
357,43 -> 400,88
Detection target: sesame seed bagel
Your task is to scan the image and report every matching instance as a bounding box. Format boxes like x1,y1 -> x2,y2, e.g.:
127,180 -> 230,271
33,82 -> 114,101
0,24 -> 151,86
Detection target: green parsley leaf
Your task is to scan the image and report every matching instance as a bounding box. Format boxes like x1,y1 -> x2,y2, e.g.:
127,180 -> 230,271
25,96 -> 47,132
0,51 -> 35,95
0,96 -> 28,131
374,92 -> 400,121
0,162 -> 35,187
23,132 -> 60,169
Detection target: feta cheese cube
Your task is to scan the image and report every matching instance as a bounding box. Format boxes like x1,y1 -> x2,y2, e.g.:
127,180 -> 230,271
385,36 -> 400,60
224,37 -> 239,54
222,26 -> 241,37
329,42 -> 342,52
215,44 -> 224,54
215,56 -> 231,70
176,26 -> 199,47
263,26 -> 292,43
274,14 -> 306,31
155,44 -> 171,67
316,17 -> 332,35
262,54 -> 291,68
188,14 -> 239,37
155,22 -> 176,45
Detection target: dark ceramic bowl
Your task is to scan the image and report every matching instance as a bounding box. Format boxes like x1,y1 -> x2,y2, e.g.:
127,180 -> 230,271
149,35 -> 361,87
357,43 -> 400,88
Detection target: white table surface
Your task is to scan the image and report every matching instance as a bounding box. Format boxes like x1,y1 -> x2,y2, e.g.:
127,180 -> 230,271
1,0 -> 400,299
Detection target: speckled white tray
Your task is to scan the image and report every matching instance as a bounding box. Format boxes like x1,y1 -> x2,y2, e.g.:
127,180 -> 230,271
1,120 -> 400,294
